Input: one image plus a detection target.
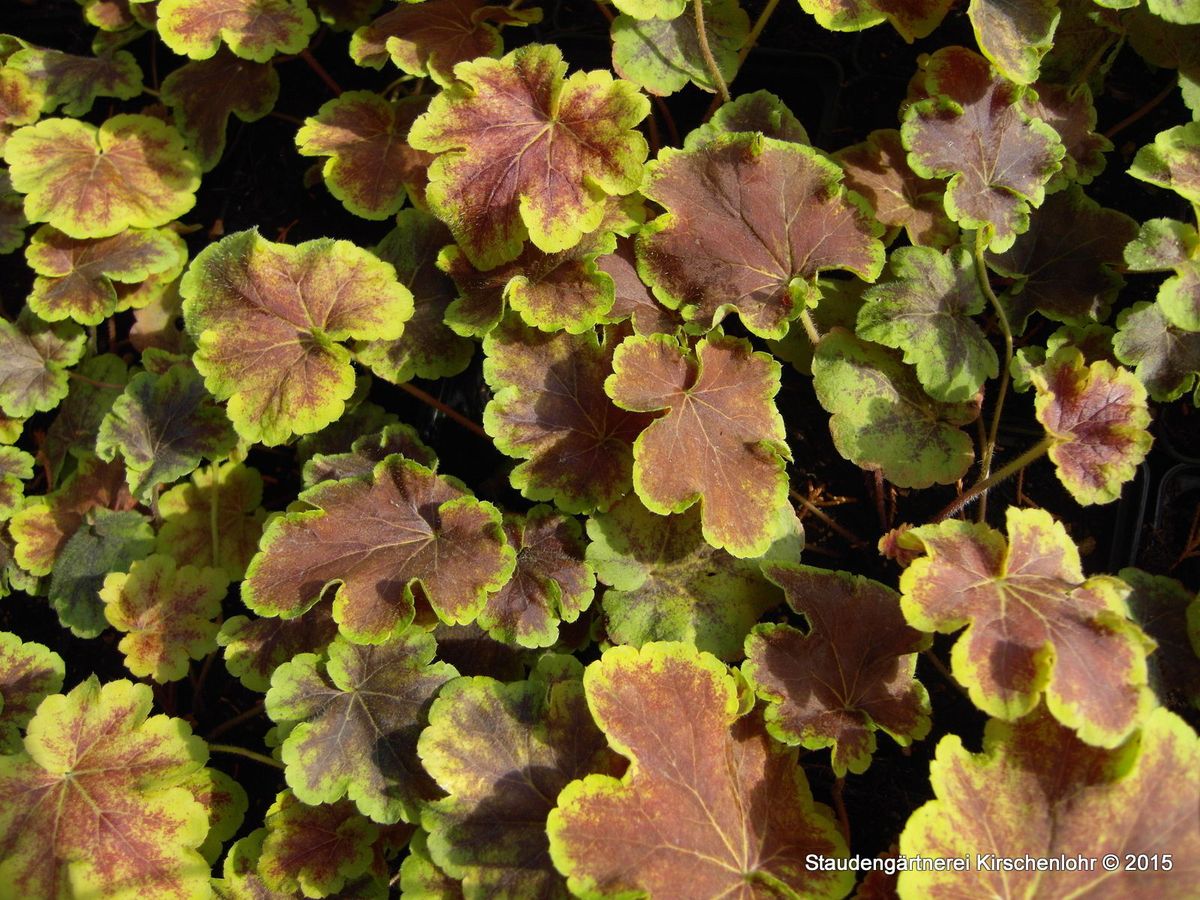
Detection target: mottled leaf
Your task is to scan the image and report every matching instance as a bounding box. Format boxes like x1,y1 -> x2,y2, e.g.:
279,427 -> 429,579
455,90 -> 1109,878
0,632 -> 64,755
1125,218 -> 1200,333
857,245 -> 997,403
258,791 -> 383,897
157,0 -> 317,62
639,134 -> 884,339
0,312 -> 85,418
0,445 -> 33,522
0,62 -> 44,153
265,629 -> 458,823
902,46 -> 1064,252
0,168 -> 27,253
612,0 -> 687,18
744,563 -> 931,777
797,0 -> 952,40
183,766 -> 248,867
897,506 -> 1154,746
399,830 -> 462,899
1121,568 -> 1200,710
1011,322 -> 1116,392
219,603 -> 338,692
407,43 -> 649,269
611,0 -> 747,96
483,317 -> 649,513
968,0 -> 1060,85
598,236 -> 683,335
244,456 -> 514,642
1031,347 -> 1152,505
812,330 -> 978,488
1023,82 -> 1110,188
180,229 -> 412,445
7,47 -> 142,116
1113,301 -> 1200,401
684,89 -> 809,148
303,423 -> 437,487
548,643 -> 852,899
1130,121 -> 1200,203
43,354 -> 128,481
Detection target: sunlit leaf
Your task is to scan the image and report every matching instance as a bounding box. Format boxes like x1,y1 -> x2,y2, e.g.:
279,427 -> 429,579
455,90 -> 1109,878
1130,122 -> 1200,203
219,603 -> 338,692
1113,301 -> 1200,401
0,311 -> 84,418
0,631 -> 64,754
1124,218 -> 1200,333
157,0 -> 317,61
598,236 -> 683,335
7,47 -> 142,116
611,0 -> 747,96
797,0 -> 952,40
967,0 -> 1060,84
684,89 -> 809,148
303,423 -> 437,488
0,446 -> 33,522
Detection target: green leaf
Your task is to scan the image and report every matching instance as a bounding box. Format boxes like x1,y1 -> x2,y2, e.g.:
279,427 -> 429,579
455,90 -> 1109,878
0,631 -> 64,755
812,330 -> 978,488
1124,218 -> 1200,332
547,643 -> 852,898
96,364 -> 236,501
897,507 -> 1154,746
100,554 -> 228,682
419,658 -> 621,897
638,134 -> 884,339
968,0 -> 1060,84
611,0 -> 687,18
182,766 -> 248,867
684,89 -> 809,148
399,830 -> 462,899
1130,122 -> 1200,203
157,0 -> 317,62
1113,301 -> 1200,401
0,311 -> 85,418
48,507 -> 155,638
408,43 -> 649,269
857,245 -> 997,403
0,446 -> 33,522
243,456 -> 514,642
181,229 -> 413,445
266,630 -> 458,824
611,0 -> 748,96
0,678 -> 211,898
7,47 -> 142,116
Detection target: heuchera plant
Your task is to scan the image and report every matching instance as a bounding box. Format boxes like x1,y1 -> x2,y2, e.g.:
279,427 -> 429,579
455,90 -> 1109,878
2,0 -> 1200,896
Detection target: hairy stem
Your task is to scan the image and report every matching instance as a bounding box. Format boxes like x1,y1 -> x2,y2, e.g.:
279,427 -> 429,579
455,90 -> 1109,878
208,743 -> 285,770
694,0 -> 731,107
399,381 -> 490,440
798,308 -> 822,346
703,0 -> 781,120
973,230 -> 1013,522
934,436 -> 1054,522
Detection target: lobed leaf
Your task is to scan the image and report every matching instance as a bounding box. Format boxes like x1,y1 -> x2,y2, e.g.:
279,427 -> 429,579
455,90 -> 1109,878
7,47 -> 142,116
0,446 -> 33,522
684,89 -> 809,148
303,423 -> 437,487
797,0 -> 952,41
1023,82 -> 1110,188
219,603 -> 338,693
597,236 -> 683,335
1113,301 -> 1200,402
967,0 -> 1060,85
0,312 -> 85,419
0,168 -> 28,254
611,0 -> 747,96
1129,121 -> 1200,203
157,0 -> 317,62
1125,218 -> 1200,333
0,631 -> 64,754
1121,568 -> 1200,710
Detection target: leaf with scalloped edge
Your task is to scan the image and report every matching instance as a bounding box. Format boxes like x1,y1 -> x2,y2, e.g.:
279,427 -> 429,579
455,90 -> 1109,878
898,707 -> 1200,898
303,423 -> 437,488
399,830 -> 461,899
43,354 -> 127,467
25,225 -> 187,326
1113,301 -> 1200,401
0,632 -> 64,754
219,603 -> 338,692
0,169 -> 27,253
354,211 -> 472,385
743,563 -> 931,777
156,461 -> 267,581
1130,122 -> 1200,203
0,446 -> 33,522
1031,347 -> 1151,505
483,317 -> 649,514
548,642 -> 852,899
350,0 -> 541,86
611,0 -> 747,97
157,0 -> 317,61
967,0 -> 1060,85
598,236 -> 683,335
897,506 -> 1154,746
857,245 -> 996,403
0,63 -> 44,153
606,332 -> 790,558
418,657 -> 621,898
0,677 -> 211,899
612,0 -> 687,18
835,128 -> 956,250
475,506 -> 594,649
0,413 -> 21,444
77,0 -> 138,30
181,766 -> 247,866
1023,82 -> 1110,188
684,89 -> 809,148
160,50 -> 279,171
1121,568 -> 1200,710
639,133 -> 884,339
1011,322 -> 1116,392
297,91 -> 433,220
9,454 -> 131,577
586,493 -> 787,660
244,455 -> 514,642
812,330 -> 978,488
266,629 -> 458,824
7,47 -> 142,116
213,826 -> 391,899
0,312 -> 84,419
100,554 -> 227,682
902,46 -> 1064,253
987,185 -> 1137,328
1124,218 -> 1200,332
4,114 -> 200,239
181,229 -> 412,446
311,0 -> 385,31
408,43 -> 649,270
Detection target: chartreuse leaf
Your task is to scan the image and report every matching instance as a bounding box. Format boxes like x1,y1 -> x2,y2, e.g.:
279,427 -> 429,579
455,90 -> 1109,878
156,461 -> 267,582
182,766 -> 247,866
812,330 -> 978,488
244,456 -> 514,642
548,643 -> 852,898
0,412 -> 22,445
1125,218 -> 1200,332
0,446 -> 33,521
476,506 -> 595,649
586,494 -> 787,660
219,602 -> 338,693
1031,348 -> 1152,505
638,134 -> 884,339
968,0 -> 1060,85
612,0 -> 686,18
0,312 -> 84,418
0,169 -> 28,253
419,656 -> 621,898
0,631 -> 63,754
744,564 -> 932,777
898,507 -> 1154,746
297,91 -> 433,220
1130,122 -> 1200,203
97,364 -> 236,501
7,47 -> 142,116
303,423 -> 437,487
0,65 -> 43,152
266,629 -> 458,824
1113,301 -> 1200,401
215,826 -> 390,899
100,554 -> 227,683
399,830 -> 461,898
181,229 -> 413,446
4,115 -> 200,239
902,46 -> 1064,252
160,49 -> 279,171
606,332 -> 790,558
797,0 -> 951,39
1121,568 -> 1200,710
684,89 -> 809,148
898,708 -> 1200,898
355,211 -> 473,385
49,507 -> 155,638
0,677 -> 211,898
611,0 -> 748,96
857,245 -> 997,403
350,0 -> 541,86
483,318 -> 648,513
25,225 -> 186,326
157,0 -> 317,62
408,43 -> 649,269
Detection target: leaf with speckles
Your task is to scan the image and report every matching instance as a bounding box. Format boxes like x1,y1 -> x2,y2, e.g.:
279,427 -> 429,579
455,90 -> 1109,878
0,631 -> 64,755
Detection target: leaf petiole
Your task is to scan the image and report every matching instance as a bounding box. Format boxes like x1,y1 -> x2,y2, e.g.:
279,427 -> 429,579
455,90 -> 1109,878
973,229 -> 1013,521
934,435 -> 1054,522
208,743 -> 285,770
